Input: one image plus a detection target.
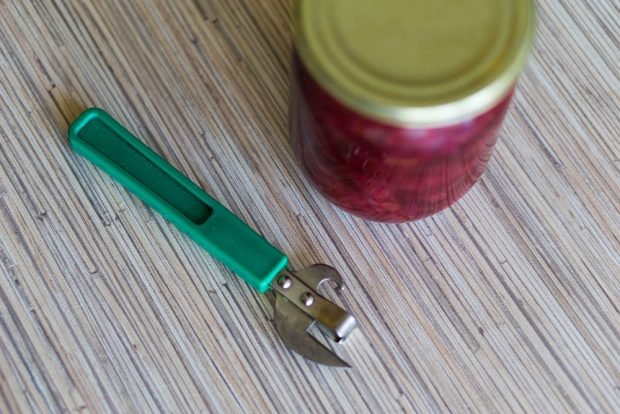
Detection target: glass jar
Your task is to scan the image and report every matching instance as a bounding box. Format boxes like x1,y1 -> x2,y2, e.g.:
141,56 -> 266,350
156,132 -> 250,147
290,0 -> 536,223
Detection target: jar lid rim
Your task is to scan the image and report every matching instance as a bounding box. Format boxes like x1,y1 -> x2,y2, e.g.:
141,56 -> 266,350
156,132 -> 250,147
293,0 -> 536,127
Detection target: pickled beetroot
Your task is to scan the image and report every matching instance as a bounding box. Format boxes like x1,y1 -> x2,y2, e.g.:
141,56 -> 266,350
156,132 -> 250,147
290,56 -> 514,223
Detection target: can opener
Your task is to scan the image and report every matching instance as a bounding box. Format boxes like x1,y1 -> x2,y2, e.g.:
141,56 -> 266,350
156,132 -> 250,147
68,109 -> 357,367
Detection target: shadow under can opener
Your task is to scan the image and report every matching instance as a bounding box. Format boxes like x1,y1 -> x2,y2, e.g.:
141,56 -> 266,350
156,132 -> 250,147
69,108 -> 357,367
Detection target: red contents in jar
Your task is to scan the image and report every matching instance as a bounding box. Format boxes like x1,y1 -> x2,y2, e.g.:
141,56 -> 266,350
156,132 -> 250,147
290,56 -> 514,223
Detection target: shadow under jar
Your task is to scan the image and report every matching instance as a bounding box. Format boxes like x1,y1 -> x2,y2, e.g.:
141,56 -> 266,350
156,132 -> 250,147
290,0 -> 536,223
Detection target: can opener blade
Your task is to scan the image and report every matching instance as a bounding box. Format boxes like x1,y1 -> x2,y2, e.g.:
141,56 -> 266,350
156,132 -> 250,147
68,108 -> 357,367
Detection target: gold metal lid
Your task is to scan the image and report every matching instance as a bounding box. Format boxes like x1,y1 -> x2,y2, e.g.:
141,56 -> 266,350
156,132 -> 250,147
293,0 -> 536,127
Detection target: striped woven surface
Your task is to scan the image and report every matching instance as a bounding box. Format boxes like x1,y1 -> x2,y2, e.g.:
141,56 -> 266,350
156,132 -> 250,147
0,1 -> 618,412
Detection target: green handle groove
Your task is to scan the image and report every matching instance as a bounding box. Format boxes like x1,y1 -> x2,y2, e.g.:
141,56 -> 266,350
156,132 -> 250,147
69,108 -> 288,293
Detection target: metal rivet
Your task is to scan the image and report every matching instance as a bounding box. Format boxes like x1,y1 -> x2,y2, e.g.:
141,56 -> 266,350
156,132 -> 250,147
278,275 -> 292,289
300,292 -> 314,307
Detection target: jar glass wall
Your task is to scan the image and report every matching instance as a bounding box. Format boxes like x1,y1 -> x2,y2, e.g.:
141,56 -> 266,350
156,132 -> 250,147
291,56 -> 514,222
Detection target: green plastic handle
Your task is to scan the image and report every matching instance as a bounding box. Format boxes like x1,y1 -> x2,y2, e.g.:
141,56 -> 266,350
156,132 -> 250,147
68,108 -> 288,293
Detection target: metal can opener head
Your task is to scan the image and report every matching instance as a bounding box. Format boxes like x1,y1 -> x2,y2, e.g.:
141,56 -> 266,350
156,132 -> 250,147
271,264 -> 357,367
